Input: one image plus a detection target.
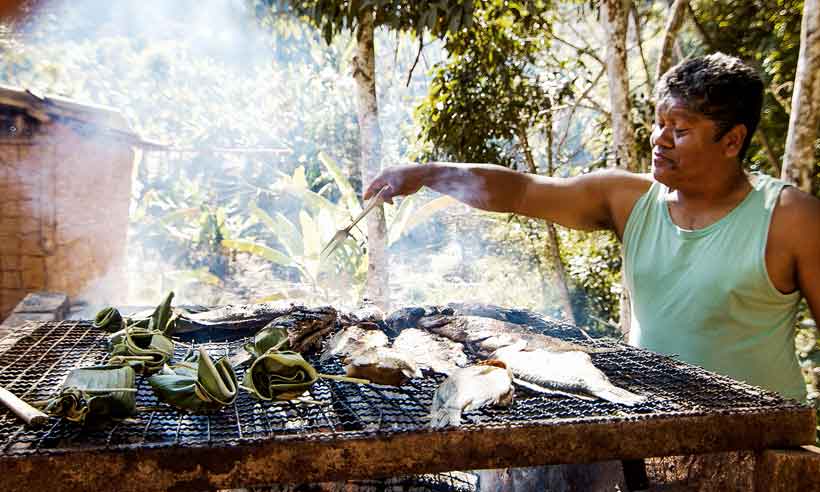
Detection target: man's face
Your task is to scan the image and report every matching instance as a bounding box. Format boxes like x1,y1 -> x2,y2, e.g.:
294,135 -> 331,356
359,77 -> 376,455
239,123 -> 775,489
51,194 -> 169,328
650,96 -> 728,188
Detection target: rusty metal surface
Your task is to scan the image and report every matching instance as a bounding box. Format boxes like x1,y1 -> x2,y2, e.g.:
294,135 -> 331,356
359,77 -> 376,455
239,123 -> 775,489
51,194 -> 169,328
0,309 -> 814,492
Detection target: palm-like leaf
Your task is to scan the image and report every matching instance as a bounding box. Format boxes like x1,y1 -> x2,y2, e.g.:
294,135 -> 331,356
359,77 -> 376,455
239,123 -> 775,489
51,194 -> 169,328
318,151 -> 361,216
220,239 -> 293,266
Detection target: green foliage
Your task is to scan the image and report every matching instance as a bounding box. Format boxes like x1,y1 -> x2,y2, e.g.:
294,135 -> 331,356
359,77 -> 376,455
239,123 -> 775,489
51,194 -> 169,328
279,0 -> 476,43
560,229 -> 623,336
221,156 -> 455,303
415,1 -> 562,167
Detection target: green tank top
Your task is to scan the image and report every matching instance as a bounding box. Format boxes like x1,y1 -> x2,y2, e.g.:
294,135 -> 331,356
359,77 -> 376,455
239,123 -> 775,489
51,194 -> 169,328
623,173 -> 805,401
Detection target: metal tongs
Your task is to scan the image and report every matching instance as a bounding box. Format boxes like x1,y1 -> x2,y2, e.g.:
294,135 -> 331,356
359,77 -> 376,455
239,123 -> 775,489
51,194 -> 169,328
320,185 -> 389,259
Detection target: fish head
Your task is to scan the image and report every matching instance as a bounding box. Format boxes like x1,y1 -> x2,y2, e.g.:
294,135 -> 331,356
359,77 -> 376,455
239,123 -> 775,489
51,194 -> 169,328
478,333 -> 521,351
489,338 -> 528,360
417,314 -> 453,330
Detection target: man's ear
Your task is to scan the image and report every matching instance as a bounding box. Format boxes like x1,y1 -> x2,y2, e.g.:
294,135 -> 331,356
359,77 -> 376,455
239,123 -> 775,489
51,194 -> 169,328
722,124 -> 747,159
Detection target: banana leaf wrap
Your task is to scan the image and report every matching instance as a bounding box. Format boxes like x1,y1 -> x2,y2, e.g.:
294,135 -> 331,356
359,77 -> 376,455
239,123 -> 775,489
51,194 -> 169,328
247,325 -> 291,355
241,350 -> 319,401
41,365 -> 136,423
94,291 -> 177,335
149,347 -> 238,412
108,327 -> 175,375
93,307 -> 126,333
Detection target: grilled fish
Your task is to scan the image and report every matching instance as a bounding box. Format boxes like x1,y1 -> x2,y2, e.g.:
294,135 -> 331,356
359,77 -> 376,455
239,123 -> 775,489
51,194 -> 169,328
344,346 -> 422,386
430,360 -> 514,428
319,325 -> 389,362
347,302 -> 386,330
418,315 -> 589,354
493,343 -> 645,406
385,305 -> 454,334
392,328 -> 468,375
172,302 -> 336,335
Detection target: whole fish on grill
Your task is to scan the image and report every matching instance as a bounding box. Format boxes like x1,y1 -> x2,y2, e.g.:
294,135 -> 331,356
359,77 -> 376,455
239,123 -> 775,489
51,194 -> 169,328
418,315 -> 590,355
430,360 -> 514,428
169,302 -> 336,335
343,346 -> 422,386
319,325 -> 389,362
385,305 -> 454,334
493,342 -> 646,405
392,328 -> 468,375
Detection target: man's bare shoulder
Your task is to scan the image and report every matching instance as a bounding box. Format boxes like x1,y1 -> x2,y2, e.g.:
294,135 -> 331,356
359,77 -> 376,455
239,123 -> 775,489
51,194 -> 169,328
584,169 -> 653,236
772,186 -> 820,240
775,186 -> 820,231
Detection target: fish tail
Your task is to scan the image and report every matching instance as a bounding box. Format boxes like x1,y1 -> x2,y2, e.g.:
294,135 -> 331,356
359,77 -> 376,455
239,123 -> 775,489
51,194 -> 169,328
430,406 -> 462,429
592,386 -> 646,406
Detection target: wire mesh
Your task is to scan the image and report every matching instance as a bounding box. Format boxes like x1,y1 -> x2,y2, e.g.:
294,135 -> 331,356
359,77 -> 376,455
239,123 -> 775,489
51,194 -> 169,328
0,306 -> 805,459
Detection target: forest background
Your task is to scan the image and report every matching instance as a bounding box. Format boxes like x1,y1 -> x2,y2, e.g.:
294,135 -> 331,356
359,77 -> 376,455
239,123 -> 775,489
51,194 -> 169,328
0,0 -> 818,399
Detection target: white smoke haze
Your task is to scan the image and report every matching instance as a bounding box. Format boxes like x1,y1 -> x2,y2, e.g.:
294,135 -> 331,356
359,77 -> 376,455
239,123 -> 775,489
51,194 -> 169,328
0,0 -> 578,318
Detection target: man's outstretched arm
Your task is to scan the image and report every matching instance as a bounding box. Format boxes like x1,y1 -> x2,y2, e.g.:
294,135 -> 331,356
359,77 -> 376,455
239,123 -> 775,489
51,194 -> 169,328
364,162 -> 650,235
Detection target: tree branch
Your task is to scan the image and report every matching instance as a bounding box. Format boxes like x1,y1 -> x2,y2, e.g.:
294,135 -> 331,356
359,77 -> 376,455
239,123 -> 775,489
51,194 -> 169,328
557,66 -> 606,151
656,0 -> 689,81
550,32 -> 604,66
754,127 -> 781,175
405,33 -> 424,87
630,4 -> 654,91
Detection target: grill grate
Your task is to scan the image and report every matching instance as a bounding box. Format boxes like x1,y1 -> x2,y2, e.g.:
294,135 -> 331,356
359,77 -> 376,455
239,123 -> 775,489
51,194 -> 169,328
0,305 -> 800,458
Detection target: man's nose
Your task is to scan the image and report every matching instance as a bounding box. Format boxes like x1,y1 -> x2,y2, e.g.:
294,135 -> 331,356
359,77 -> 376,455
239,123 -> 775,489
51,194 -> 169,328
650,125 -> 673,148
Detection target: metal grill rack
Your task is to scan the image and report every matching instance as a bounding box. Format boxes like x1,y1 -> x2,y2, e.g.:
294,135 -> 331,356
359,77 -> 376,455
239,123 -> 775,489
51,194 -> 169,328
0,306 -> 813,492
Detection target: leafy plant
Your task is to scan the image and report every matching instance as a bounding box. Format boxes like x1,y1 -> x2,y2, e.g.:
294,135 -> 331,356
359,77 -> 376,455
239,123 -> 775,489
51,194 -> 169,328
222,153 -> 456,303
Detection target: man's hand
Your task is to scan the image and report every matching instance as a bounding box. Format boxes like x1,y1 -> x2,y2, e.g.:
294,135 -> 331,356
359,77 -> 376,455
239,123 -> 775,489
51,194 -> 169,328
363,164 -> 426,204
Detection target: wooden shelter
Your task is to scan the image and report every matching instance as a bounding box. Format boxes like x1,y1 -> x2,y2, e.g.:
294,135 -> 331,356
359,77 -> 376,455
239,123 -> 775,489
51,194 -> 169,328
0,85 -> 137,320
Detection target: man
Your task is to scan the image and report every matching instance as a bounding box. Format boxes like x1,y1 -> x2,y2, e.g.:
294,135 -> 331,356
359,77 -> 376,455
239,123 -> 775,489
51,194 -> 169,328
364,53 -> 820,401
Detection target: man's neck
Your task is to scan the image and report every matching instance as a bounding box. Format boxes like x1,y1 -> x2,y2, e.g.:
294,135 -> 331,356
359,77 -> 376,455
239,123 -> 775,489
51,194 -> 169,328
667,167 -> 752,230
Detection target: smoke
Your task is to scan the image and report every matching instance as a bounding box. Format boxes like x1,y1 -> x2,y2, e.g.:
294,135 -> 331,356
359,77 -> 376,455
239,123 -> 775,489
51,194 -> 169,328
0,0 -> 578,320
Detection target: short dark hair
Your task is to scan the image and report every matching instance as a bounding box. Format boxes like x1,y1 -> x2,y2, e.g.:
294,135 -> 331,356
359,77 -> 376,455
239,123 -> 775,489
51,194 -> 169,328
655,53 -> 764,162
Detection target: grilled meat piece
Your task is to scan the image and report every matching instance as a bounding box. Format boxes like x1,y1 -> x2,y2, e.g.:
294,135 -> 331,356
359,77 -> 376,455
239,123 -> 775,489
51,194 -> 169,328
392,328 -> 468,376
320,325 -> 389,362
493,343 -> 646,406
344,346 -> 422,386
430,360 -> 514,428
272,310 -> 338,354
346,302 -> 386,330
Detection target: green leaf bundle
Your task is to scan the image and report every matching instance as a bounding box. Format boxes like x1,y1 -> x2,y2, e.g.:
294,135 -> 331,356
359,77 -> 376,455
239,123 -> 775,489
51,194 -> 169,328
41,365 -> 136,423
149,347 -> 238,412
94,291 -> 177,335
241,349 -> 319,401
108,327 -> 175,375
240,325 -> 367,401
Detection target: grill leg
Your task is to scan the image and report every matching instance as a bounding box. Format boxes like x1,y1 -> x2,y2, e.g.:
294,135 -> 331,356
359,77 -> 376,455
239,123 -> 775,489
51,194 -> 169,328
622,459 -> 649,491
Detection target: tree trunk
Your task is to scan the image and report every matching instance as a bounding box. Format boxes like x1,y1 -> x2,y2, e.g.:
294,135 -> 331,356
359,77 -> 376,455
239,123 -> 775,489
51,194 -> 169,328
601,0 -> 637,171
516,125 -> 576,324
352,11 -> 389,308
601,0 -> 636,335
781,0 -> 820,193
655,0 -> 689,81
